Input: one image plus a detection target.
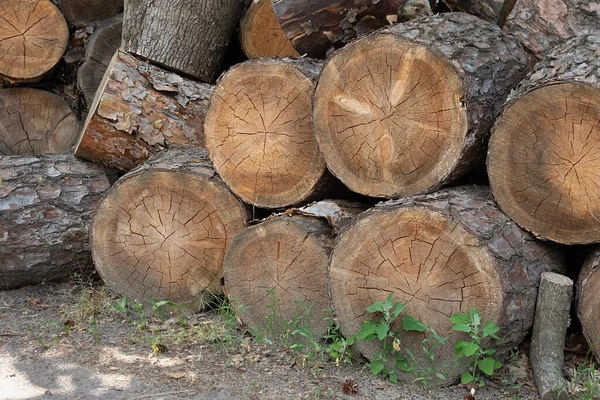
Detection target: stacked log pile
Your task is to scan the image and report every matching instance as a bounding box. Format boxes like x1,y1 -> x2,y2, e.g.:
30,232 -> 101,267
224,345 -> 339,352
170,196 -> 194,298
2,0 -> 600,394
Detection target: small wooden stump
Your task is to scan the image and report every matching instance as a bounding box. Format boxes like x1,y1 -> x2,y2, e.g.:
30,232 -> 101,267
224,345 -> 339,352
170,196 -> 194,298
205,58 -> 327,209
0,0 -> 69,84
0,88 -> 79,155
91,149 -> 249,305
488,34 -> 600,245
239,0 -> 299,59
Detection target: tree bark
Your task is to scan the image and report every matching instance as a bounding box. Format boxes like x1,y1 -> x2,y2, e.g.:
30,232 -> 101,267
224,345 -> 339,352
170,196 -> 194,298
503,0 -> 600,60
531,272 -> 572,400
77,14 -> 122,107
488,34 -> 600,245
122,0 -> 245,82
57,0 -> 123,27
239,0 -> 299,59
0,153 -> 110,289
270,0 -> 433,58
75,50 -> 213,172
224,200 -> 365,339
0,88 -> 80,155
440,0 -> 505,24
313,13 -> 533,199
0,0 -> 69,84
91,148 -> 249,306
578,247 -> 600,365
329,186 -> 565,384
205,58 -> 330,209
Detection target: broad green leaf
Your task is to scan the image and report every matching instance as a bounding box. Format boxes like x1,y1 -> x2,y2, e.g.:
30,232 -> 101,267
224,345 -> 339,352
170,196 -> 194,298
384,293 -> 394,310
389,371 -> 398,383
470,307 -> 481,327
483,348 -> 497,355
451,324 -> 471,333
370,360 -> 385,375
366,302 -> 385,313
435,372 -> 445,381
494,360 -> 502,369
461,371 -> 474,385
402,315 -> 425,332
396,357 -> 411,372
450,313 -> 470,325
455,340 -> 479,357
346,335 -> 355,345
375,323 -> 389,340
392,301 -> 405,318
358,320 -> 377,340
479,357 -> 497,376
483,321 -> 499,338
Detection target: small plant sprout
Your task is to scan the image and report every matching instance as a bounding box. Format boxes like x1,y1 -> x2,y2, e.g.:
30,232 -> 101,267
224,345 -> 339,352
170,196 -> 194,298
451,306 -> 503,387
113,297 -> 127,313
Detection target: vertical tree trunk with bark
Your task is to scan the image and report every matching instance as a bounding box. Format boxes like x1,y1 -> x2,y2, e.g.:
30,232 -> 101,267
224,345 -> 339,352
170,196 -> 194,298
578,247 -> 600,364
75,50 -> 213,172
91,148 -> 249,306
205,58 -> 329,209
329,186 -> 565,383
0,88 -> 80,155
270,0 -> 433,58
313,13 -> 533,199
0,154 -> 110,289
0,0 -> 69,84
57,0 -> 123,27
488,34 -> 600,245
122,0 -> 245,82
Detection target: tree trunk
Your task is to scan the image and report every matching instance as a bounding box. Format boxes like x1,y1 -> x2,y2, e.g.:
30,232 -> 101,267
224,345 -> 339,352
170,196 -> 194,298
224,200 -> 365,339
270,0 -> 433,58
0,88 -> 80,155
91,148 -> 249,306
57,0 -> 123,27
77,14 -> 122,107
488,34 -> 600,245
440,0 -> 505,24
0,153 -> 110,289
122,0 -> 245,82
239,0 -> 299,59
0,0 -> 69,84
313,13 -> 533,199
531,272 -> 572,400
75,50 -> 213,172
578,247 -> 600,364
205,58 -> 330,209
329,186 -> 565,384
503,0 -> 600,60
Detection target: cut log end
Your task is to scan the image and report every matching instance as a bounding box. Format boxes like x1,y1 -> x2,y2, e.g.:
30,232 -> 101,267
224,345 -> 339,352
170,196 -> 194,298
0,88 -> 79,155
224,216 -> 331,336
205,60 -> 325,208
488,83 -> 600,244
330,206 -> 503,379
240,0 -> 299,59
314,34 -> 467,198
92,170 -> 247,304
0,0 -> 69,82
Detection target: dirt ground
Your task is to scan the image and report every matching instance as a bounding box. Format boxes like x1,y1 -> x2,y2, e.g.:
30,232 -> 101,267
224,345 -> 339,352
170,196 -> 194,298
0,280 -> 543,400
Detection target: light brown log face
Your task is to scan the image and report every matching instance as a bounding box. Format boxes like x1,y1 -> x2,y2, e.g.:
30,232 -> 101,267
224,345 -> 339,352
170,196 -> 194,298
330,206 -> 502,379
0,88 -> 79,155
488,83 -> 600,244
205,60 -> 325,208
240,0 -> 299,59
92,170 -> 247,304
314,35 -> 466,198
0,0 -> 68,82
224,217 -> 331,337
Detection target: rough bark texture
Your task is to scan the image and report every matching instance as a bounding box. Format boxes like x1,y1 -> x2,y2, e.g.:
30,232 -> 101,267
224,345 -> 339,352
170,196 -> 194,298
205,58 -> 328,209
440,0 -> 505,24
0,0 -> 69,84
0,88 -> 80,155
75,50 -> 213,172
77,14 -> 122,107
57,0 -> 123,27
239,0 -> 299,59
329,186 -> 565,383
0,153 -> 110,289
488,34 -> 600,245
92,148 -> 249,306
578,247 -> 600,365
531,272 -> 572,400
313,13 -> 533,199
504,0 -> 600,60
270,0 -> 433,58
123,0 -> 245,82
